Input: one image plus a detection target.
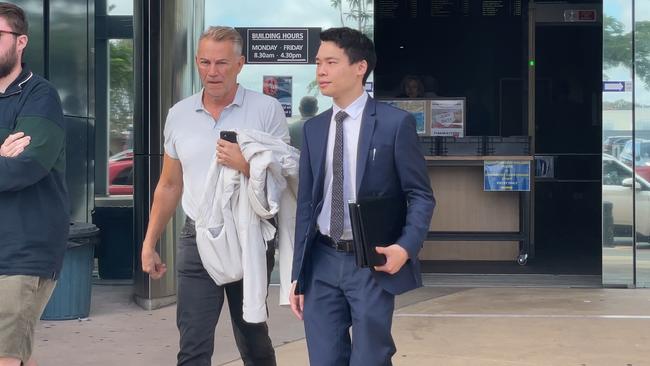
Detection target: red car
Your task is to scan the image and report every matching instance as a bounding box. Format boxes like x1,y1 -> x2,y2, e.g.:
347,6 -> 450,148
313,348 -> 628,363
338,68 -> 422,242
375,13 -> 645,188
108,149 -> 133,195
636,166 -> 650,182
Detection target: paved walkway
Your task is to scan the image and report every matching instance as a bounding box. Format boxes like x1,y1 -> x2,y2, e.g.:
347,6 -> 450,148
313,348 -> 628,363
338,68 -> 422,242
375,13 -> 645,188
33,285 -> 650,365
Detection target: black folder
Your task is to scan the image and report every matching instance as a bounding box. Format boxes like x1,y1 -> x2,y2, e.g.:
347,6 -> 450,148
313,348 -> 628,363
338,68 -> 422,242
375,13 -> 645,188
348,195 -> 407,268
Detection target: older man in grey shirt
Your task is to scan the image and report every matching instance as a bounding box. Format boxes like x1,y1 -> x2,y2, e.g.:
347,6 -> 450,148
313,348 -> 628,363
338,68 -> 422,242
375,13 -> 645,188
141,26 -> 288,366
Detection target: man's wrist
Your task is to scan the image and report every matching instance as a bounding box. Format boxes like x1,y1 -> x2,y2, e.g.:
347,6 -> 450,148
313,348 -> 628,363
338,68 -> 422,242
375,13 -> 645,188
142,240 -> 157,251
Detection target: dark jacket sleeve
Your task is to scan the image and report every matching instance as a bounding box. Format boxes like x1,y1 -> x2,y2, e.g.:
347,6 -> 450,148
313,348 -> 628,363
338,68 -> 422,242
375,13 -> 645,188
292,121 -> 314,284
0,85 -> 65,192
394,113 -> 435,260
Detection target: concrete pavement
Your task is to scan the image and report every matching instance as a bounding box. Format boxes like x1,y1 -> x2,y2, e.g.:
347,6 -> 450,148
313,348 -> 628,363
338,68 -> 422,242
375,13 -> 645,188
33,284 -> 650,365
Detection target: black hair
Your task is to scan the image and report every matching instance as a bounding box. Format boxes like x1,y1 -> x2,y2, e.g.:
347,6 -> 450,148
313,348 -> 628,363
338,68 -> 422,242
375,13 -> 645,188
320,27 -> 376,84
299,96 -> 318,117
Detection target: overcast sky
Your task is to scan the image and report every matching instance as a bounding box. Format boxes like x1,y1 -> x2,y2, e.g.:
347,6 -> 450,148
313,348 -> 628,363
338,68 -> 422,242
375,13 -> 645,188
107,0 -> 132,15
205,0 -> 343,29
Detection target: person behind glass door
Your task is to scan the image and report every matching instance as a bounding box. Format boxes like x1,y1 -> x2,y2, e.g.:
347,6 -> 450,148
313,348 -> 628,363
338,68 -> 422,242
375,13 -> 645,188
140,26 -> 288,366
421,74 -> 439,97
289,95 -> 318,150
289,27 -> 435,366
397,74 -> 425,98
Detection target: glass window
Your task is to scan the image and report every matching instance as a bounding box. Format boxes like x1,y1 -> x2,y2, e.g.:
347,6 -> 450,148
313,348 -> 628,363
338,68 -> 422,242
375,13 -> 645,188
108,38 -> 134,196
205,0 -> 374,126
634,0 -> 650,287
641,142 -> 650,158
112,165 -> 133,186
603,159 -> 632,186
107,0 -> 133,16
603,0 -> 634,286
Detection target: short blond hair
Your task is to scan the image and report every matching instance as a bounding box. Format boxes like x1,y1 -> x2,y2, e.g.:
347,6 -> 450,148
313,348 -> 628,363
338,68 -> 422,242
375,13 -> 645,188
199,26 -> 243,56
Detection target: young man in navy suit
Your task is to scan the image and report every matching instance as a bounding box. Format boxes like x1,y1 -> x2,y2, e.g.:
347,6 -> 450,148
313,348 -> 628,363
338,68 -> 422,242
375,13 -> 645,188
289,27 -> 435,366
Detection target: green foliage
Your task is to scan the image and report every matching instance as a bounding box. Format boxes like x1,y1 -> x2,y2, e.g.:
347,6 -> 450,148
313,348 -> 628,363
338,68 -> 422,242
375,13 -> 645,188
309,0 -> 375,95
344,0 -> 374,39
307,79 -> 320,95
109,39 -> 134,140
635,21 -> 650,89
331,0 -> 344,26
603,99 -> 634,110
603,16 -> 650,89
603,16 -> 630,70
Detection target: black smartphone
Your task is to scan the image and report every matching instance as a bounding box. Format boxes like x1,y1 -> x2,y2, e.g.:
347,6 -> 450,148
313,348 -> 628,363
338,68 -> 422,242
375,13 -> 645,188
220,130 -> 237,143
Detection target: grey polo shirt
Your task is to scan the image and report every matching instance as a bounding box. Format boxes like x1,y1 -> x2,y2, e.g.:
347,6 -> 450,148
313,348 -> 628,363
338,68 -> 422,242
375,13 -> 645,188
163,85 -> 289,220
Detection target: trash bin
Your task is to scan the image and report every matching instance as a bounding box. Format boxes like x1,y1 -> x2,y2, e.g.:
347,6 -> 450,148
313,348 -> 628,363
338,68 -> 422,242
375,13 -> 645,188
93,205 -> 134,279
41,222 -> 99,320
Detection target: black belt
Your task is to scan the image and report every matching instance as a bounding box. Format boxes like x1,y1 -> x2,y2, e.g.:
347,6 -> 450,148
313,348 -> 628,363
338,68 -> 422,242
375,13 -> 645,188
316,231 -> 355,253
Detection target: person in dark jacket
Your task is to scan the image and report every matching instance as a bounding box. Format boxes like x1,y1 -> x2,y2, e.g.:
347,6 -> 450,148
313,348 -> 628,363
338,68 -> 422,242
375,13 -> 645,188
289,96 -> 318,150
0,3 -> 68,366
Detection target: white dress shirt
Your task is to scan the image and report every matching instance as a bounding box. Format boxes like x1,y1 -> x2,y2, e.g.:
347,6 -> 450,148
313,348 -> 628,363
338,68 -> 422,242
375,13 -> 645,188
317,92 -> 369,240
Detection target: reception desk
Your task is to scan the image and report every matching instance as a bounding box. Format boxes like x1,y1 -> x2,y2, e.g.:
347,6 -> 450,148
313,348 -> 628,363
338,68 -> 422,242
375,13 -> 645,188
422,156 -> 533,264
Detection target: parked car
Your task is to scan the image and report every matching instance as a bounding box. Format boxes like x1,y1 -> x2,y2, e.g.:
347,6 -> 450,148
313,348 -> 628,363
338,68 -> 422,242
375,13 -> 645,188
603,154 -> 650,238
635,165 -> 650,183
619,139 -> 650,167
108,149 -> 133,195
602,136 -> 631,158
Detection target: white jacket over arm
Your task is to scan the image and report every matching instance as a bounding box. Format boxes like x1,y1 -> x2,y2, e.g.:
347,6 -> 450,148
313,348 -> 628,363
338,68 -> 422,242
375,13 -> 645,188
195,129 -> 299,323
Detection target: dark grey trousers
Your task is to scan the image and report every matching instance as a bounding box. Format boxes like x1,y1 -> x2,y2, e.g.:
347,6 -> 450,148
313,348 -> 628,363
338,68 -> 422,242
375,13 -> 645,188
176,218 -> 276,366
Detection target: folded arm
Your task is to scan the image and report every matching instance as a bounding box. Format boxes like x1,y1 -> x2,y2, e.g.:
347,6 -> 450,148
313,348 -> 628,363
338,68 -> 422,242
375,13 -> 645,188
0,115 -> 65,192
1,132 -> 31,158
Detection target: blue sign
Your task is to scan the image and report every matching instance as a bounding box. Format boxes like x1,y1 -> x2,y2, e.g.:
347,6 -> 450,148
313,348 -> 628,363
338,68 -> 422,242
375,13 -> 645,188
484,161 -> 530,191
603,81 -> 629,92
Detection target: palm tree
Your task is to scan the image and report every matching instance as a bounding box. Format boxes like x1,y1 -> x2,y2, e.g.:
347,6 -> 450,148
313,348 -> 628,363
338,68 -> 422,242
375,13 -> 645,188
343,0 -> 373,38
331,0 -> 345,26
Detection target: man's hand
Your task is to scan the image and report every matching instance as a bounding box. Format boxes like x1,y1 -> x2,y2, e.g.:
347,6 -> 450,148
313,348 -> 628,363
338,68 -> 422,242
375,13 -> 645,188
217,139 -> 250,177
1,132 -> 31,158
289,281 -> 304,321
374,244 -> 409,275
141,245 -> 167,280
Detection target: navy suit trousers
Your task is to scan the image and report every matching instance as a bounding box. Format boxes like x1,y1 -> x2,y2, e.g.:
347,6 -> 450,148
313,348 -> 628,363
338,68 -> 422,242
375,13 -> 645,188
304,239 -> 396,366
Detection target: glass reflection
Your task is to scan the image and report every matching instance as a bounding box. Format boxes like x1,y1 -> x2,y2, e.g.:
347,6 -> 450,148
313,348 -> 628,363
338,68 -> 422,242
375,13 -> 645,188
603,0 -> 634,286
604,155 -> 650,238
635,0 -> 650,287
20,0 -> 44,75
108,39 -> 134,196
107,0 -> 133,16
49,0 -> 89,117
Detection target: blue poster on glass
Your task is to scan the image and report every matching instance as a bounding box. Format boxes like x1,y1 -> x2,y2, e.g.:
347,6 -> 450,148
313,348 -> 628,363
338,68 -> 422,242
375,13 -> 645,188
383,100 -> 427,135
484,161 -> 530,191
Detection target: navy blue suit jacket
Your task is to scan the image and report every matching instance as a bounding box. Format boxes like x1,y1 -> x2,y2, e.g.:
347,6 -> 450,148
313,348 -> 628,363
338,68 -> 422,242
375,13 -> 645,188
292,97 -> 435,295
